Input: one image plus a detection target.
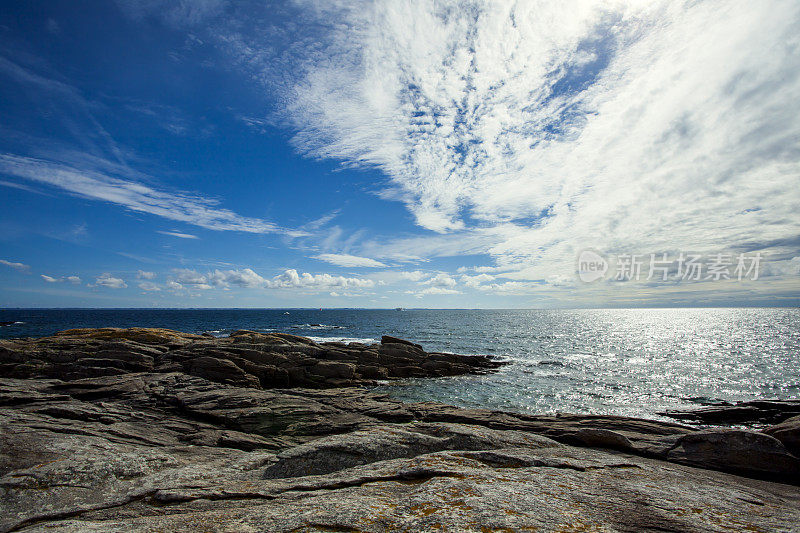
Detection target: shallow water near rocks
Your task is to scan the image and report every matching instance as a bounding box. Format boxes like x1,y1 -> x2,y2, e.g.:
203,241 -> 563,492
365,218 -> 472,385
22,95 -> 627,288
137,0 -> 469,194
1,307 -> 798,420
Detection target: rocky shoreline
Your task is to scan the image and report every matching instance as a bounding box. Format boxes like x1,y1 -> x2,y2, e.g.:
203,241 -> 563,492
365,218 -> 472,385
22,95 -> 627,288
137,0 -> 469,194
1,328 -> 799,532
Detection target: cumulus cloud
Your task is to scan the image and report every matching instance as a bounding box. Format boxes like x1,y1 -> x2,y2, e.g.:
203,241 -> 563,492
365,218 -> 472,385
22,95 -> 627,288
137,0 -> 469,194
172,268 -> 208,285
266,269 -> 375,290
209,268 -> 266,288
137,270 -> 157,280
66,276 -> 81,284
0,259 -> 30,273
171,268 -> 266,289
166,266 -> 373,293
314,253 -> 387,268
461,273 -> 495,288
94,273 -> 127,289
138,281 -> 161,291
408,286 -> 461,297
400,270 -> 430,282
425,273 -> 457,289
165,281 -> 183,291
40,275 -> 59,283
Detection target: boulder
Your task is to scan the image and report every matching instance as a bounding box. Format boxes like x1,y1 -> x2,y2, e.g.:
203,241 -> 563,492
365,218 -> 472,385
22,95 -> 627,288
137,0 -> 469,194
381,335 -> 423,350
764,415 -> 800,457
663,430 -> 800,481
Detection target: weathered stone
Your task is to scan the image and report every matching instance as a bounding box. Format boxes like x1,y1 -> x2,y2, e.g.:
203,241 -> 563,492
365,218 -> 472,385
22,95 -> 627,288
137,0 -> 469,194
763,415 -> 800,457
662,430 -> 800,481
381,335 -> 423,349
309,361 -> 357,380
186,357 -> 261,388
662,398 -> 800,426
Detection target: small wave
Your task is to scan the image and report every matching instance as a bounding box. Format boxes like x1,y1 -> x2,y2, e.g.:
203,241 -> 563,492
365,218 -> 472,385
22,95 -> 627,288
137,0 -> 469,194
682,396 -> 732,406
0,321 -> 24,327
536,360 -> 565,367
308,336 -> 377,345
202,330 -> 230,338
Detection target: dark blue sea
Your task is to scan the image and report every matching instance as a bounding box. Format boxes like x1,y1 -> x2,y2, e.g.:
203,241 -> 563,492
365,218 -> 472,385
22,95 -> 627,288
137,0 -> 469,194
2,308 -> 798,420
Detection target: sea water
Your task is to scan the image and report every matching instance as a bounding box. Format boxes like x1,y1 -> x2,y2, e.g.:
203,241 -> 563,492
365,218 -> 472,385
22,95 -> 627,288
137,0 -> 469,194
1,308 -> 797,420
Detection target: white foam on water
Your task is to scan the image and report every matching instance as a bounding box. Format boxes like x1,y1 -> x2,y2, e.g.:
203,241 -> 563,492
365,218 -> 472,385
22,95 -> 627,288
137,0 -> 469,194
308,336 -> 377,345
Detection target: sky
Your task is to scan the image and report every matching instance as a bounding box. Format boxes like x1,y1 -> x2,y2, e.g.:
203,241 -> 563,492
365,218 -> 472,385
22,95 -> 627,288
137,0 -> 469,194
0,0 -> 798,308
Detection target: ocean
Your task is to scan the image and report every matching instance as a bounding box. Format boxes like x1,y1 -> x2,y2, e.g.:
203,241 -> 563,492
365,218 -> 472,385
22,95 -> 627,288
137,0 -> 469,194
1,308 -> 798,420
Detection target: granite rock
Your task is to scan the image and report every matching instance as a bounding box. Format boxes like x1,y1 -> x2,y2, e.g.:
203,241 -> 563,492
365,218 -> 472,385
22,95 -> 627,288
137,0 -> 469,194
1,329 -> 800,532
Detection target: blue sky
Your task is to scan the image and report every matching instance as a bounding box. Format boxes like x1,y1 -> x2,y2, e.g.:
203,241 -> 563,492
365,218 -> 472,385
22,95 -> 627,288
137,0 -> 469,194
0,0 -> 798,308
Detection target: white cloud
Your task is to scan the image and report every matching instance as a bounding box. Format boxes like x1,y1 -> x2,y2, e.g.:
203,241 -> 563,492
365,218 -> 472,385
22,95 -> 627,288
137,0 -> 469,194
94,273 -> 127,289
165,281 -> 183,291
137,270 -> 157,280
0,154 -> 304,237
269,0 -> 800,301
172,269 -> 209,285
314,253 -> 387,268
158,230 -> 199,239
169,266 -> 375,292
209,268 -> 266,288
138,281 -> 161,291
171,267 -> 267,289
40,274 -> 83,284
408,286 -> 461,297
425,272 -> 457,288
266,269 -> 375,290
461,273 -> 495,288
400,270 -> 430,282
0,259 -> 30,273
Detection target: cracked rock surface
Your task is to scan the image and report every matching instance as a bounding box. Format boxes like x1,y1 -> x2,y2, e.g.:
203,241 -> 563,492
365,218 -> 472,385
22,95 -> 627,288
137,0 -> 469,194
1,328 -> 800,532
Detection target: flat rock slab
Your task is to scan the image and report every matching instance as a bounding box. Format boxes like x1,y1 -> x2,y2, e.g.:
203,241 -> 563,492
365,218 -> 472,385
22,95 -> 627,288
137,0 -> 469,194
3,420 -> 800,532
2,373 -> 800,532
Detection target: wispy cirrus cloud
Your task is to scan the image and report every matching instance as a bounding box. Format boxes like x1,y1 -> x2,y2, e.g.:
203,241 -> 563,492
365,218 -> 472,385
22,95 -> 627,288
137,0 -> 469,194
41,274 -> 83,284
273,0 -> 800,295
158,230 -> 199,239
0,154 -> 305,237
0,259 -> 30,273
